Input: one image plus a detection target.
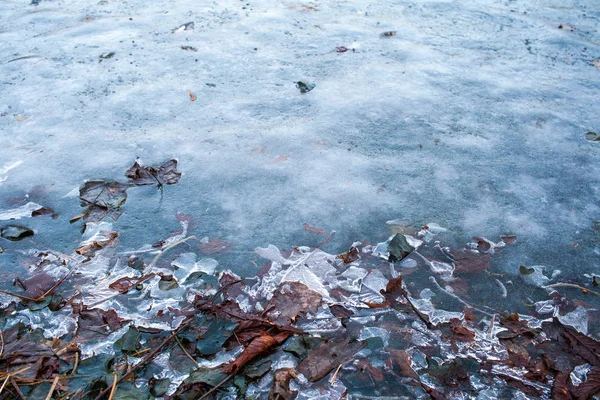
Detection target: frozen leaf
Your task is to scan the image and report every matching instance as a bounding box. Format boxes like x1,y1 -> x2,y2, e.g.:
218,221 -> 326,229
75,231 -> 118,256
197,237 -> 234,254
296,338 -> 367,382
269,368 -> 297,400
0,202 -> 44,220
388,348 -> 418,378
181,45 -> 198,51
501,235 -> 517,244
296,81 -> 315,93
172,22 -> 194,32
593,59 -> 600,69
329,304 -> 354,318
388,234 -> 414,262
267,281 -> 322,324
222,331 -> 292,374
158,274 -> 179,290
114,326 -> 141,354
1,225 -> 34,241
275,155 -> 289,163
453,250 -> 490,274
195,316 -> 238,355
571,366 -> 600,399
187,89 -> 197,101
338,245 -> 360,264
79,180 -> 128,209
380,31 -> 397,37
149,377 -> 171,397
125,159 -> 182,187
448,318 -> 475,342
241,358 -> 272,380
585,132 -> 600,142
335,46 -> 348,53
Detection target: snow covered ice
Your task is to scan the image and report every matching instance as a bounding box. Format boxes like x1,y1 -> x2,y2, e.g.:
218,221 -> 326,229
1,0 -> 599,277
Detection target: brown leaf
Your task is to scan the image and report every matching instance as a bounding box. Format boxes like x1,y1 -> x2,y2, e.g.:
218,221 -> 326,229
497,374 -> 543,397
303,223 -> 327,235
388,348 -> 418,378
571,366 -> 600,399
275,155 -> 289,163
75,231 -> 119,256
329,304 -> 355,318
472,237 -> 491,253
296,338 -> 367,382
222,332 -> 291,374
357,359 -> 384,382
449,318 -> 475,342
452,250 -> 491,274
338,245 -> 360,264
267,282 -> 322,324
187,89 -> 197,101
269,368 -> 297,400
125,159 -> 182,187
197,237 -> 234,254
551,370 -> 573,400
501,235 -> 517,245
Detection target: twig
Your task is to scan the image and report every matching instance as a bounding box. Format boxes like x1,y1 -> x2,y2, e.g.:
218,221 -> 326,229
172,332 -> 198,366
402,293 -> 434,329
149,235 -> 196,268
318,231 -> 336,249
10,378 -> 25,399
329,364 -> 343,386
70,352 -> 79,377
0,267 -> 74,303
44,375 -> 60,400
93,318 -> 193,400
0,376 -> 9,396
198,374 -> 235,400
543,283 -> 600,297
0,330 -> 4,358
108,373 -> 118,400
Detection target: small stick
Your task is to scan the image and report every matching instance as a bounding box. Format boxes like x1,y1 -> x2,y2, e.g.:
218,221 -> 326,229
44,375 -> 61,400
107,373 -> 118,400
198,374 -> 235,400
329,364 -> 343,386
10,378 -> 25,399
172,333 -> 198,366
149,236 -> 196,268
318,231 -> 336,249
70,352 -> 80,377
543,283 -> 600,297
0,376 -> 9,396
0,330 -> 4,358
93,318 -> 193,400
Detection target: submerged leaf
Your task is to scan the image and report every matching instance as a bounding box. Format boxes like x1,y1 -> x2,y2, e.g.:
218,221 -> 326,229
296,338 -> 367,382
388,234 -> 414,262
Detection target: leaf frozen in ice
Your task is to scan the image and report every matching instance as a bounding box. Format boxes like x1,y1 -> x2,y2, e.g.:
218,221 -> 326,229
125,159 -> 182,187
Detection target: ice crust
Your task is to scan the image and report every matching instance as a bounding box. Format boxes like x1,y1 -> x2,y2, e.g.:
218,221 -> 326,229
0,0 -> 598,278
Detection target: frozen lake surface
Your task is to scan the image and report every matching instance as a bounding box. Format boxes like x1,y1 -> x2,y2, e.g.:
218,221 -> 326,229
1,0 -> 600,276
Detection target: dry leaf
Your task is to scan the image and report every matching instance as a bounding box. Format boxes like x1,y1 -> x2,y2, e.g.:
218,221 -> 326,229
186,89 -> 196,101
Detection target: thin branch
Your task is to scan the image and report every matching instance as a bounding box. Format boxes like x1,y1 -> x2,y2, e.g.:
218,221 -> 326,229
0,330 -> 4,358
329,364 -> 343,386
543,283 -> 600,297
107,373 -> 118,400
93,318 -> 193,400
172,333 -> 198,366
70,352 -> 79,377
44,375 -> 61,400
149,235 -> 196,268
198,374 -> 235,400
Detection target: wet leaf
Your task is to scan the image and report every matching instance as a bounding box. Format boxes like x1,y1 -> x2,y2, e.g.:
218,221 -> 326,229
267,282 -> 322,324
195,316 -> 238,355
585,132 -> 600,142
295,81 -> 315,93
520,265 -> 535,275
241,358 -> 272,380
80,180 -> 129,209
388,348 -> 418,378
197,237 -> 234,254
75,231 -> 119,256
453,250 -> 490,274
338,245 -> 360,264
571,366 -> 600,399
388,234 -> 414,262
296,338 -> 367,382
125,159 -> 182,187
222,331 -> 292,374
1,225 -> 34,241
158,274 -> 179,290
269,368 -> 297,400
329,304 -> 355,318
114,326 -> 141,354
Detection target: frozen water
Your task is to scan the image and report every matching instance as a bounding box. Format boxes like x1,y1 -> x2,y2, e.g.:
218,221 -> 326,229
1,0 -> 600,281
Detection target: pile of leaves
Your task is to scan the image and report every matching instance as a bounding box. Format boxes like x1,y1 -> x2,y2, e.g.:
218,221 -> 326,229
1,162 -> 600,399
